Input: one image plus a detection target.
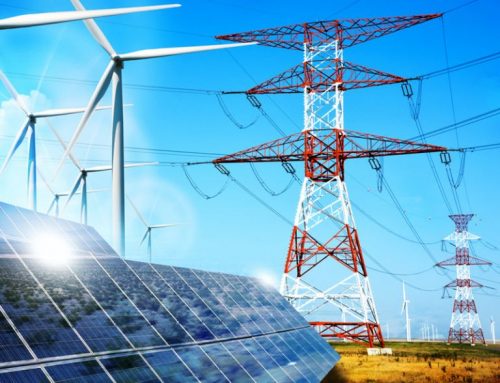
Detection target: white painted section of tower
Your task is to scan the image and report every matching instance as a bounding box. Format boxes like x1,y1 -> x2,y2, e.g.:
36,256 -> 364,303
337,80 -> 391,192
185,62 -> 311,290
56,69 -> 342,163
280,39 -> 381,332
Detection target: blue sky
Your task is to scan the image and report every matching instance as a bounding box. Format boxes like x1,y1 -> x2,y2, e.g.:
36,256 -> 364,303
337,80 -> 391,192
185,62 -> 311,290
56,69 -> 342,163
0,0 -> 499,340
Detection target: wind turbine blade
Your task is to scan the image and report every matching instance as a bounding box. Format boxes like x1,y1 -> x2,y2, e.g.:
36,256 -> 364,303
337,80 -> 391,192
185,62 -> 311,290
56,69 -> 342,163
36,104 -> 114,118
0,4 -> 181,30
0,119 -> 30,175
70,0 -> 116,57
151,223 -> 180,229
0,70 -> 30,116
86,165 -> 112,172
124,161 -> 159,168
86,188 -> 108,194
45,119 -> 82,171
140,230 -> 150,246
36,165 -> 55,195
47,197 -> 57,214
55,61 -> 114,177
126,195 -> 148,227
86,161 -> 158,173
120,42 -> 257,61
62,175 -> 83,212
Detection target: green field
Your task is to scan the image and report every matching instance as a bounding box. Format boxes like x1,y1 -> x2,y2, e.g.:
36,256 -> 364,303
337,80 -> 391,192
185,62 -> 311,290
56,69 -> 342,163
322,341 -> 500,383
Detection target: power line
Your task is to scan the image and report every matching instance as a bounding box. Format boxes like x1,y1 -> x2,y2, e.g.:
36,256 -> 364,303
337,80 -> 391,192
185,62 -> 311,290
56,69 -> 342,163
444,0 -> 481,14
417,51 -> 500,80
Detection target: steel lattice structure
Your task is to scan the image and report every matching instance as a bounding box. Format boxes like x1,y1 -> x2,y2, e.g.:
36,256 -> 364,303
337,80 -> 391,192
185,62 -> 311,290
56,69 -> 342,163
216,13 -> 442,347
438,215 -> 490,345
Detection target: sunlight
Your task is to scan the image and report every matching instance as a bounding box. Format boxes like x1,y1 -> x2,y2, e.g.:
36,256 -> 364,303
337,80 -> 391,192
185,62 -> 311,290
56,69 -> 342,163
32,232 -> 72,267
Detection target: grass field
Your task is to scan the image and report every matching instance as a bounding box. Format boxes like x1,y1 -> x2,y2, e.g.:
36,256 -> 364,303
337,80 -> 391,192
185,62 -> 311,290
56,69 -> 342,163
322,341 -> 500,383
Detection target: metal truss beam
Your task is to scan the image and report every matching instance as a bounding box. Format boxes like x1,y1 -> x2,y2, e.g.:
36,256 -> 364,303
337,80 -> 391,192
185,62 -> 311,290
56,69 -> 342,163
216,14 -> 442,50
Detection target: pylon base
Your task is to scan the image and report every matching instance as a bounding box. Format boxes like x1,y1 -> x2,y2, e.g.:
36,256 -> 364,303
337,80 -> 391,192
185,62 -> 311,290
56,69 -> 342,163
448,328 -> 486,345
310,321 -> 385,348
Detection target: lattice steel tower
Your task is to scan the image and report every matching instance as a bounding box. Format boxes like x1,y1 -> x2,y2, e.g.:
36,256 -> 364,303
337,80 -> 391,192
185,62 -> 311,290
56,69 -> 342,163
438,214 -> 490,345
216,14 -> 442,347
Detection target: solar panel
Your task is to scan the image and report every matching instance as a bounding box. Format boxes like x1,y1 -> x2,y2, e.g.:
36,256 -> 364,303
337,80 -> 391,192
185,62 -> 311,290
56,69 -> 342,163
0,202 -> 339,382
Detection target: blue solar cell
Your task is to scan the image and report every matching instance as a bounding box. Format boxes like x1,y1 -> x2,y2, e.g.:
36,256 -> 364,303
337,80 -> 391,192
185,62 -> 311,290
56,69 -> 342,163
0,311 -> 32,363
237,275 -> 308,329
175,345 -> 229,383
208,273 -> 274,335
0,205 -> 33,240
127,261 -> 214,342
281,330 -> 326,380
203,343 -> 254,382
0,205 -> 23,239
0,368 -> 49,383
144,349 -> 198,382
24,258 -> 130,353
248,277 -> 309,328
47,360 -> 113,383
239,338 -> 290,382
193,270 -> 270,336
223,274 -> 283,332
152,265 -> 233,339
261,334 -> 308,382
222,340 -> 275,382
175,268 -> 248,338
0,258 -> 88,358
97,258 -> 193,346
69,258 -> 164,348
101,354 -> 160,383
269,332 -> 312,382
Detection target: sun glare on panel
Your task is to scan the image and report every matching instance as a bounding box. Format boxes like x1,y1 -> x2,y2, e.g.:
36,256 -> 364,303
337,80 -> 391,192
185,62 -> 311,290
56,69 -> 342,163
32,232 -> 73,266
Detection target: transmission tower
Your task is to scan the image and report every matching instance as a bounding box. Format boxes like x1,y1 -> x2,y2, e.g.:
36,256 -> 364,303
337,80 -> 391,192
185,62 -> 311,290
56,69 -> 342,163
216,14 -> 442,348
437,214 -> 490,345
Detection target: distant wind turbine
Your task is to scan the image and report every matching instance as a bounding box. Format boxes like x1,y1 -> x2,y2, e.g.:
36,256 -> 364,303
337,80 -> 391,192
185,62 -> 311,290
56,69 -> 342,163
38,168 -> 104,217
127,196 -> 179,263
401,281 -> 411,342
491,317 -> 496,345
63,162 -> 158,225
0,3 -> 180,30
58,0 -> 256,257
0,71 -> 112,211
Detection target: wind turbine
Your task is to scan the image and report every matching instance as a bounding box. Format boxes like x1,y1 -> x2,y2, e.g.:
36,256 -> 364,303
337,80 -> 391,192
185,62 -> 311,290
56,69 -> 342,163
401,282 -> 411,342
38,167 -> 104,217
59,0 -> 256,257
0,71 -> 113,211
491,317 -> 496,345
63,160 -> 158,225
127,196 -> 178,263
0,3 -> 180,30
51,123 -> 153,225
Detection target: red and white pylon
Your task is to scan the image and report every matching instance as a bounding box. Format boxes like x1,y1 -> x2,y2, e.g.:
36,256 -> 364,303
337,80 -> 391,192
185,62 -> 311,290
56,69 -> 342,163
438,214 -> 490,345
216,14 -> 443,347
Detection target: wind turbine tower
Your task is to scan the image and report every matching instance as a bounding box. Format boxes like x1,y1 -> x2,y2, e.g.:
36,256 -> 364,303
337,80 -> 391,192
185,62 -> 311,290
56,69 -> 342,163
491,317 -> 496,345
437,214 -> 490,345
401,282 -> 411,342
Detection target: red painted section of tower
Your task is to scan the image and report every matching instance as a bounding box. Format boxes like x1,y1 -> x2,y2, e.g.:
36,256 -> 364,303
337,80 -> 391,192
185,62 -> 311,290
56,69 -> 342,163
216,14 -> 442,50
310,321 -> 384,348
246,60 -> 407,94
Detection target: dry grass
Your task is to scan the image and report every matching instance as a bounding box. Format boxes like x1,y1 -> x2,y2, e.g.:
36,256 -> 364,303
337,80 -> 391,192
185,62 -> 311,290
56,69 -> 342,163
322,341 -> 500,383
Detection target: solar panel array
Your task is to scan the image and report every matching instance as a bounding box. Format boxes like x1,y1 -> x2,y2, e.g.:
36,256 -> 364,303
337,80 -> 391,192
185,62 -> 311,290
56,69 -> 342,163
0,202 -> 339,382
